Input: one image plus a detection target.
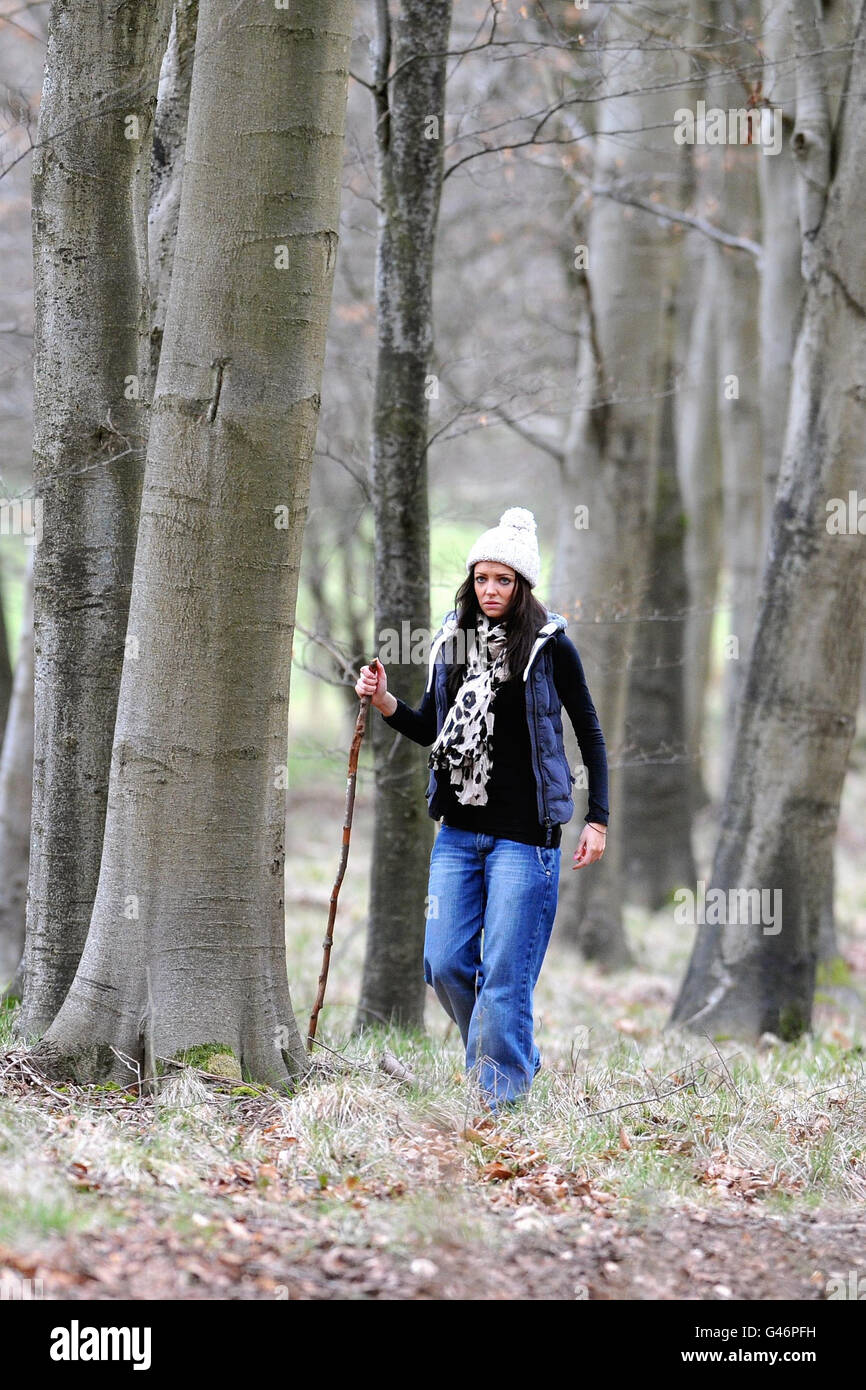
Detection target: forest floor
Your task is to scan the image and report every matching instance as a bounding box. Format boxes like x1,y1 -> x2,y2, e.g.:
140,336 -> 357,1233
2,765 -> 866,1302
1,1036 -> 865,1302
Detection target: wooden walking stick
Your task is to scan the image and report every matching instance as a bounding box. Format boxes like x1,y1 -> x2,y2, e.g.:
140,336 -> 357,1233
307,655 -> 380,1052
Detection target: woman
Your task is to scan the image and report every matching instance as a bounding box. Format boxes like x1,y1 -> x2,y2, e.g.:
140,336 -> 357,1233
354,507 -> 608,1113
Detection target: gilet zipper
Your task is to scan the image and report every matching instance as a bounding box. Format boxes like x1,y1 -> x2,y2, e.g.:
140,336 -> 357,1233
527,658 -> 553,847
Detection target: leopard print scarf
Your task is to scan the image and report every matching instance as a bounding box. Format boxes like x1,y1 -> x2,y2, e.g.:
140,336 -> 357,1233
428,613 -> 510,806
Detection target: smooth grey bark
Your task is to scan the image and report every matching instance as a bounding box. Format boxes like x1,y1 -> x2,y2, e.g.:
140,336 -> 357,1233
622,288 -> 697,907
671,0 -> 866,1038
758,0 -> 803,545
17,0 -> 174,1038
715,155 -> 763,771
354,0 -> 453,1033
0,567 -> 12,746
149,0 -> 199,383
553,13 -> 688,965
696,0 -> 764,780
617,53 -> 696,909
0,553 -> 34,993
675,0 -> 728,822
677,242 -> 723,820
27,0 -> 354,1085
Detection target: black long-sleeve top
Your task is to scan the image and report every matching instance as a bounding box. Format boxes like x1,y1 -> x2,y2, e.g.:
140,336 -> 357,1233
380,629 -> 609,848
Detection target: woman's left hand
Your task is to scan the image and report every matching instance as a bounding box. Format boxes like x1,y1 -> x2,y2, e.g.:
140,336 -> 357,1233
572,822 -> 606,869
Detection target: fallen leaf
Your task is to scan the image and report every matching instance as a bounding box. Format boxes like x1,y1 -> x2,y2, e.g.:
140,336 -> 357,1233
480,1161 -> 514,1181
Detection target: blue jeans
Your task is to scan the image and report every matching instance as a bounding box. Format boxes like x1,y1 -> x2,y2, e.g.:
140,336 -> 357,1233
424,823 -> 561,1109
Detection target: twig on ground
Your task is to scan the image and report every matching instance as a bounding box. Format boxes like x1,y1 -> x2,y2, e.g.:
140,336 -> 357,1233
379,1049 -> 419,1086
576,1075 -> 722,1121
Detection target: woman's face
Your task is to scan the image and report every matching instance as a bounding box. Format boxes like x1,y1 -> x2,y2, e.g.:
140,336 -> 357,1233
473,562 -> 517,619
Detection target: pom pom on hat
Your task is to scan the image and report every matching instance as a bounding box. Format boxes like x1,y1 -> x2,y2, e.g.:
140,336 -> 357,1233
499,507 -> 536,533
466,507 -> 541,588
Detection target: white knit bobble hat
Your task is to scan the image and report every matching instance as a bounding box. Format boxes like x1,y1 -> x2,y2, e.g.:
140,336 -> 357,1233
466,507 -> 541,589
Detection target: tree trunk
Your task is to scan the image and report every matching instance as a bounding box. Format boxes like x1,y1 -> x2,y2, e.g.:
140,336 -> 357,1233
0,553 -> 34,994
0,566 -> 13,746
757,0 -> 803,544
622,287 -> 697,908
354,0 -> 453,1033
554,13 -> 688,965
149,0 -> 199,382
27,0 -> 354,1085
715,184 -> 763,771
712,5 -> 765,775
17,0 -> 174,1038
671,0 -> 866,1038
677,243 -> 723,820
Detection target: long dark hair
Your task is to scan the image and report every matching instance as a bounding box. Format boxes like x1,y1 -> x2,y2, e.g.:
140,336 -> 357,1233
444,565 -> 550,703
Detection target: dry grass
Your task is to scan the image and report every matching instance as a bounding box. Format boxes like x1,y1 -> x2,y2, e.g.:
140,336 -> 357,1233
0,745 -> 864,1295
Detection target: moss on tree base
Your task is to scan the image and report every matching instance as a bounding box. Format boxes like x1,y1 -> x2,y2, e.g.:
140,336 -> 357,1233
167,1044 -> 242,1079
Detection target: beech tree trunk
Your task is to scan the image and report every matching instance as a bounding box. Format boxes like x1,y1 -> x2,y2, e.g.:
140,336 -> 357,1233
354,0 -> 453,1033
148,0 -> 199,382
17,0 -> 174,1038
677,241 -> 723,820
757,0 -> 803,546
0,554 -> 34,994
622,287 -> 697,907
554,12 -> 688,965
27,0 -> 354,1085
713,3 -> 765,773
0,568 -> 12,746
671,0 -> 866,1038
